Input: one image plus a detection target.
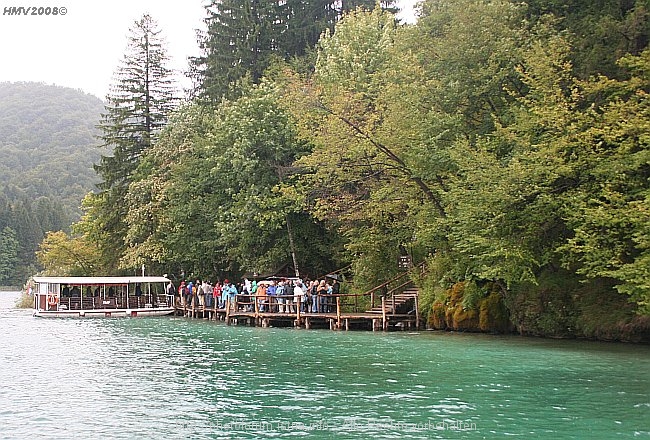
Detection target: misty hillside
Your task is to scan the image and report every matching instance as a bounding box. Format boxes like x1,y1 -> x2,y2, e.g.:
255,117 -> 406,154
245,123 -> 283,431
0,81 -> 105,217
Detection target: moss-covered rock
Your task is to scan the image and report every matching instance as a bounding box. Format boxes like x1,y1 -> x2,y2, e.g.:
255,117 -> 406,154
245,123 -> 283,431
429,302 -> 447,329
451,306 -> 479,330
421,268 -> 650,341
479,292 -> 512,333
427,281 -> 510,332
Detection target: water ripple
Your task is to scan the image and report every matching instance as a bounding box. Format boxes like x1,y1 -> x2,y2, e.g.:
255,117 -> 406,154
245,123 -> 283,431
1,292 -> 649,439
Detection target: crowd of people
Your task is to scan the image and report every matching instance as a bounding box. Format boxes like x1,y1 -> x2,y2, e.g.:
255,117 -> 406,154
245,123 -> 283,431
169,277 -> 341,314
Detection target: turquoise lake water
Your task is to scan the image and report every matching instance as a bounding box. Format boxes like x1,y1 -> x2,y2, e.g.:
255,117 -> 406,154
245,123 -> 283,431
0,291 -> 648,439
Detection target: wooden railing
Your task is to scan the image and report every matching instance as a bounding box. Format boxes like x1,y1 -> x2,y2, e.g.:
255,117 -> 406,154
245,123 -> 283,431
180,290 -> 420,329
357,260 -> 426,309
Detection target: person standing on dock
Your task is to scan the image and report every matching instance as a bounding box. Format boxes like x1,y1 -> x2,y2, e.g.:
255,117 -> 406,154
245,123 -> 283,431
257,282 -> 267,312
267,281 -> 276,312
213,281 -> 222,309
223,280 -> 236,311
285,279 -> 295,313
309,280 -> 318,313
276,281 -> 285,313
178,281 -> 186,306
203,280 -> 212,308
293,280 -> 304,313
317,280 -> 328,313
195,279 -> 203,307
186,280 -> 194,307
330,278 -> 340,313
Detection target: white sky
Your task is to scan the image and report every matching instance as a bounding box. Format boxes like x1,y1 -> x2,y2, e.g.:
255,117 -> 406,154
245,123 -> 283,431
0,1 -> 419,100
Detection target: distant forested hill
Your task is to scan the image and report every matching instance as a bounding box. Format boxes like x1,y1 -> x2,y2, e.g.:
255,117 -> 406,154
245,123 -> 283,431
0,82 -> 105,284
0,81 -> 105,217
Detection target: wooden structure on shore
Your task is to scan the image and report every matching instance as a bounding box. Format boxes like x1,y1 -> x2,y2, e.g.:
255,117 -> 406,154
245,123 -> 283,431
175,268 -> 423,331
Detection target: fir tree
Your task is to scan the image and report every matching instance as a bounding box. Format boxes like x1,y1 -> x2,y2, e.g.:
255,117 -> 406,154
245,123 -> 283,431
91,14 -> 177,272
190,0 -> 396,104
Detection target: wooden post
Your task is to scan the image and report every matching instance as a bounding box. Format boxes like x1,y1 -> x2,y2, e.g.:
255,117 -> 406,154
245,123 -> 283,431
345,318 -> 349,331
381,296 -> 387,331
392,294 -> 395,316
225,298 -> 231,325
305,316 -> 311,330
254,293 -> 259,318
415,292 -> 420,329
371,290 -> 375,309
336,296 -> 341,330
296,297 -> 301,327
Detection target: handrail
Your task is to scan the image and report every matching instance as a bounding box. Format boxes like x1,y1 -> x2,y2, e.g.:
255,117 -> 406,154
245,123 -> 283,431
386,279 -> 415,297
360,260 -> 426,308
320,264 -> 352,280
359,272 -> 408,298
229,292 -> 372,314
359,260 -> 426,298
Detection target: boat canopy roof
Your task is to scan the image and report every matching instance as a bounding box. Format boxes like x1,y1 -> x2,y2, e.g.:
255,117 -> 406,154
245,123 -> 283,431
33,276 -> 171,285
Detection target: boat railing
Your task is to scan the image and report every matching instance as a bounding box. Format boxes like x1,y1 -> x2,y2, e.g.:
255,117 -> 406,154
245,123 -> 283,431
56,294 -> 173,311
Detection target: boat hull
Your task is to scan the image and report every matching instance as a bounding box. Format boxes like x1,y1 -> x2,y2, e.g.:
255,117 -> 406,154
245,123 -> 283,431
33,307 -> 175,318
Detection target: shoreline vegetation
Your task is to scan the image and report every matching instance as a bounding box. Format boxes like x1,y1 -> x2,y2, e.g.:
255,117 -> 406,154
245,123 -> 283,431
16,281 -> 650,343
14,292 -> 32,309
4,1 -> 650,344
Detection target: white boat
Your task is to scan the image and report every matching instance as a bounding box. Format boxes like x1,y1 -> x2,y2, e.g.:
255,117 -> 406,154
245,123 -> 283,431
32,276 -> 175,318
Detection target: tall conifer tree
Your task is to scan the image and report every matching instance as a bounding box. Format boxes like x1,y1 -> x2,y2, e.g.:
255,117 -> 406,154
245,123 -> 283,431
190,0 -> 396,104
92,14 -> 176,272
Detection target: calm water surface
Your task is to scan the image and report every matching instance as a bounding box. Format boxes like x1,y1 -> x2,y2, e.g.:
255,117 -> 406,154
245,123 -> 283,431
0,291 -> 648,439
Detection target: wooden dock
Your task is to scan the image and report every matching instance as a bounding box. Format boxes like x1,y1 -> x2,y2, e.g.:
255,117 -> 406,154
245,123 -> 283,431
175,292 -> 420,331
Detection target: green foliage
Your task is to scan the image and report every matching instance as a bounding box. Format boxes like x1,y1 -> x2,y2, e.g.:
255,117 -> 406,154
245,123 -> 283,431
0,194 -> 69,283
425,280 -> 511,333
506,269 -> 580,337
522,0 -> 650,79
123,85 -> 339,280
36,230 -> 101,276
191,0 -> 397,104
557,49 -> 650,313
19,0 -> 650,340
461,280 -> 486,311
0,82 -> 105,218
415,253 -> 455,321
0,227 -> 18,283
443,30 -> 650,314
0,82 -> 103,281
14,291 -> 33,308
287,6 -> 443,290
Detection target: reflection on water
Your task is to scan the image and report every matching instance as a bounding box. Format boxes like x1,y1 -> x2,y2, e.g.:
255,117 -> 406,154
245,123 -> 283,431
0,291 -> 649,439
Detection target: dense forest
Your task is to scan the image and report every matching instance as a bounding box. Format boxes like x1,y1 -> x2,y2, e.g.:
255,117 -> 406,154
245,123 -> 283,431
0,82 -> 105,284
33,0 -> 650,340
